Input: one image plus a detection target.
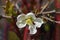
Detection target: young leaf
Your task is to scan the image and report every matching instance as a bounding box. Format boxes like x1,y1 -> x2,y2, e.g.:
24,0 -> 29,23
44,23 -> 50,32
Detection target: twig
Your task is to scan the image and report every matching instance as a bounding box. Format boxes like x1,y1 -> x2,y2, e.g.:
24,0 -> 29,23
41,16 -> 54,22
40,1 -> 49,14
42,12 -> 60,14
15,3 -> 22,13
0,6 -> 6,8
55,21 -> 60,24
56,12 -> 60,13
1,15 -> 12,18
41,16 -> 60,24
36,10 -> 56,16
37,9 -> 60,15
42,10 -> 56,14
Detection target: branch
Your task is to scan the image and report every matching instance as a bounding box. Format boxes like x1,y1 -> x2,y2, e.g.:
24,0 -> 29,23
55,21 -> 60,24
56,12 -> 60,13
15,3 -> 22,13
1,15 -> 12,18
42,12 -> 60,14
41,16 -> 60,24
42,9 -> 60,14
37,10 -> 60,15
0,6 -> 6,9
42,10 -> 56,14
41,16 -> 54,22
40,1 -> 49,14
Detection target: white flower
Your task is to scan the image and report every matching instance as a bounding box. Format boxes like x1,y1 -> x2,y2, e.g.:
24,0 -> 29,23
16,12 -> 44,34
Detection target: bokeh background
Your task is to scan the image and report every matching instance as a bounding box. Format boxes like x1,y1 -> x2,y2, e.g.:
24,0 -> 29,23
0,0 -> 60,40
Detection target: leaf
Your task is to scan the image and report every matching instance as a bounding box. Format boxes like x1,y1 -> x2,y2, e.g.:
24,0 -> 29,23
44,24 -> 50,32
8,31 -> 20,40
5,0 -> 16,17
5,0 -> 11,16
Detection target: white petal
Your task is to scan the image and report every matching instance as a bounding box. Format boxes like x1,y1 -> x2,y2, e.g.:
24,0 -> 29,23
29,25 -> 37,34
17,14 -> 26,22
16,21 -> 26,28
30,28 -> 37,34
34,18 -> 44,28
26,12 -> 36,20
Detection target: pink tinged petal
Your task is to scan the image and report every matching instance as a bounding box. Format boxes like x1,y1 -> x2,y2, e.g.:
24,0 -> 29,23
34,18 -> 44,28
26,12 -> 36,20
16,21 -> 26,28
17,14 -> 26,22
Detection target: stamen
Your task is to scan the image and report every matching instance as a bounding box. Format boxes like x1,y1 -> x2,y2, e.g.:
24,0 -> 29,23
26,19 -> 33,25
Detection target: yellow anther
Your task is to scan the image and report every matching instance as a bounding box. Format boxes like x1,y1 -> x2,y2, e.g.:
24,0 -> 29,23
26,19 -> 33,25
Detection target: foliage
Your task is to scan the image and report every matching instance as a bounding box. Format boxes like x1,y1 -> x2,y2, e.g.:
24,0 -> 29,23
8,31 -> 20,40
44,23 -> 50,32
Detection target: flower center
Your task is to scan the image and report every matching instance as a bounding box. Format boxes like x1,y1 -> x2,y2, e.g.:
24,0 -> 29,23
26,18 -> 33,25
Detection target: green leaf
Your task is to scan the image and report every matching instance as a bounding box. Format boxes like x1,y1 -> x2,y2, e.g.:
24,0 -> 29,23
8,31 -> 20,40
5,0 -> 17,17
44,24 -> 50,32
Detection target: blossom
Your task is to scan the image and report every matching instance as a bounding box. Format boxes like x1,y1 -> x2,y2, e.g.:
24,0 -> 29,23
16,12 -> 44,34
